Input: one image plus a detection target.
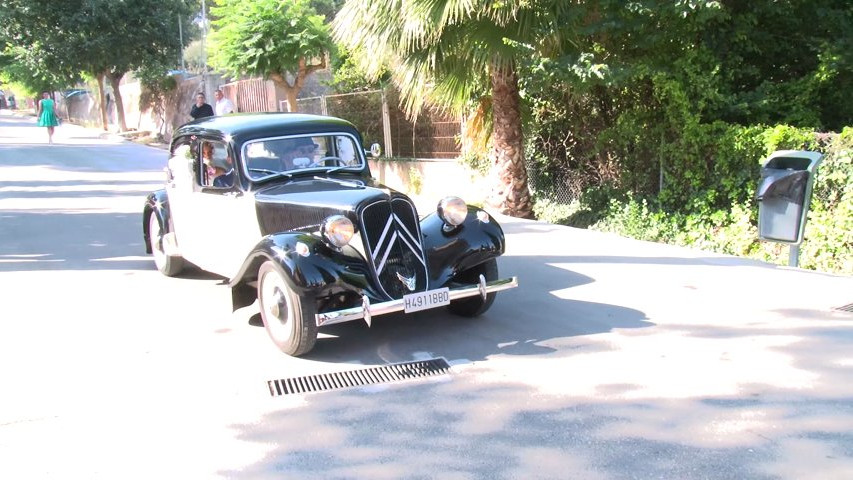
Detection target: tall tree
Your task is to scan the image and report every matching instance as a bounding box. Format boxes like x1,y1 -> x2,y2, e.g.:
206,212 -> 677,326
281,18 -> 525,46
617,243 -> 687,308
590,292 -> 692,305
2,0 -> 190,131
209,0 -> 334,112
71,0 -> 190,132
0,1 -> 82,95
333,1 -> 570,218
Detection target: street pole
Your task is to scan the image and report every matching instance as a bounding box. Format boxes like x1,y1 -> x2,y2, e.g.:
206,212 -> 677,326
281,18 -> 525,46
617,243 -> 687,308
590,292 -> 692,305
178,14 -> 185,71
201,0 -> 207,95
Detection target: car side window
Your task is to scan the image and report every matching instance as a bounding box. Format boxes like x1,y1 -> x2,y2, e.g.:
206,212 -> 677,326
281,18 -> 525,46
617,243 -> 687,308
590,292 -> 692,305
167,141 -> 194,186
199,141 -> 234,189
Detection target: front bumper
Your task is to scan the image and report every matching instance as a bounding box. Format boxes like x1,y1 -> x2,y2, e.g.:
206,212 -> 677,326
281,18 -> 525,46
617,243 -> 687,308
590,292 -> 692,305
315,276 -> 519,327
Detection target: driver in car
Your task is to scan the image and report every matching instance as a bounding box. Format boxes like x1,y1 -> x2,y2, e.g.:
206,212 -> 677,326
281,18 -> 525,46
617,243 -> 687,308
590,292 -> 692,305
285,137 -> 319,169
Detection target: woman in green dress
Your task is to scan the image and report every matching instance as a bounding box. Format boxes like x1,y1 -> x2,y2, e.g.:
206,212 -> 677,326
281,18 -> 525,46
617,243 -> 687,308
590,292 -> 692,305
37,91 -> 60,144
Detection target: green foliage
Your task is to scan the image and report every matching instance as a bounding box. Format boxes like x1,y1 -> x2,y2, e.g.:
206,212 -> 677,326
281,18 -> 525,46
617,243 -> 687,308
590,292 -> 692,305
586,128 -> 852,275
457,151 -> 490,175
327,46 -> 388,93
182,40 -> 206,73
210,0 -> 332,80
408,168 -> 423,195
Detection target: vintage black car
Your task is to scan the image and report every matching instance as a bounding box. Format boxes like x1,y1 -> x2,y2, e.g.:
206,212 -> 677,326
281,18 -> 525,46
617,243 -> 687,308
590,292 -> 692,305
143,113 -> 518,356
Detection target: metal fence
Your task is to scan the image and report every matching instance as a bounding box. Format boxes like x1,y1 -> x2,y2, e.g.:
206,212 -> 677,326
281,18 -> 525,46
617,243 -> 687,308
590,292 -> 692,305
297,89 -> 461,160
524,159 -> 578,205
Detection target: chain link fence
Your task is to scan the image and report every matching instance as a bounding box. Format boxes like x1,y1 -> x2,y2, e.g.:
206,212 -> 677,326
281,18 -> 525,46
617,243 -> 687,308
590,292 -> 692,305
525,159 -> 579,205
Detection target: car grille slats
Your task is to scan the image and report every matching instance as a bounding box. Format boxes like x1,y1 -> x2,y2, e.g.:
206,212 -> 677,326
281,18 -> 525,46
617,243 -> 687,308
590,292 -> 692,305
360,198 -> 428,299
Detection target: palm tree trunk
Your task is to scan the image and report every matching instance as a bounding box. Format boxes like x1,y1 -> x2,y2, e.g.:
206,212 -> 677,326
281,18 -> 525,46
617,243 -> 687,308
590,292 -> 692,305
488,62 -> 534,219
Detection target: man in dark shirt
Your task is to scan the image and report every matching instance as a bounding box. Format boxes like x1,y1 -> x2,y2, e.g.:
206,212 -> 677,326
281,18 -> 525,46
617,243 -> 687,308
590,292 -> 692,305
189,92 -> 214,120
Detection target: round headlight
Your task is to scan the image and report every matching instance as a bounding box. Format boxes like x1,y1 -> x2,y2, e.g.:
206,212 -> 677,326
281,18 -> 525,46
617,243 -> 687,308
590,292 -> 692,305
437,196 -> 468,226
321,215 -> 354,248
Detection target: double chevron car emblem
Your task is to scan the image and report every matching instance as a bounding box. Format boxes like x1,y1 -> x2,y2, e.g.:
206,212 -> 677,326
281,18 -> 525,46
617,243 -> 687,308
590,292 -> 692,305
371,213 -> 426,290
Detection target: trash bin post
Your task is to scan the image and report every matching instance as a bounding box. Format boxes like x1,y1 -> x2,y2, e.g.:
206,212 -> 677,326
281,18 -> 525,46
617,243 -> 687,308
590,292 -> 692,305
755,150 -> 823,268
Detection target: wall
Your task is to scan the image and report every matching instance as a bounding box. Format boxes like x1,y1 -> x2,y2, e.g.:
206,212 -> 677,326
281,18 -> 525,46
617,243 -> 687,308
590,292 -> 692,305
369,159 -> 488,210
63,73 -> 227,138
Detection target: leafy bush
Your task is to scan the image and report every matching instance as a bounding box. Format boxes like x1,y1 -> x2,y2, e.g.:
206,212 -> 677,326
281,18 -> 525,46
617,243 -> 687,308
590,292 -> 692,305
585,127 -> 852,275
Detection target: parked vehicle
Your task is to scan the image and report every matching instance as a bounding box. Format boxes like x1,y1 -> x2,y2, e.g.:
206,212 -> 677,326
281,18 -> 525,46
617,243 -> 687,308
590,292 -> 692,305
143,113 -> 518,356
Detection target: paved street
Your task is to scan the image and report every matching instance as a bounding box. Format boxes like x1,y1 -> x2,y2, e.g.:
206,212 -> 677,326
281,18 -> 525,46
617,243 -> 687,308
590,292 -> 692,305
1,110 -> 852,479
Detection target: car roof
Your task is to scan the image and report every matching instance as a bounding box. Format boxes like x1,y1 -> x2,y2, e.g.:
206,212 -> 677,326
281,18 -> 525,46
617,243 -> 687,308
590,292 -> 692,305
173,113 -> 362,145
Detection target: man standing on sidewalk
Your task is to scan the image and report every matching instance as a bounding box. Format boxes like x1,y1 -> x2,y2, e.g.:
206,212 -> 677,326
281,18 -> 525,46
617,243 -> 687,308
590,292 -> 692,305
189,92 -> 214,121
214,89 -> 234,116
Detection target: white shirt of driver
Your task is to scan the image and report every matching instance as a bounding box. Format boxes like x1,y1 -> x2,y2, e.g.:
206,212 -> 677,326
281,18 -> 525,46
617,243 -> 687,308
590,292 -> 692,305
215,97 -> 234,116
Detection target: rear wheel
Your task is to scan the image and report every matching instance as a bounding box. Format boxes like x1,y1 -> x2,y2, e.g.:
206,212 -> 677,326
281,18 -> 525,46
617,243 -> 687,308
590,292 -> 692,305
149,213 -> 183,276
257,261 -> 318,356
447,258 -> 498,317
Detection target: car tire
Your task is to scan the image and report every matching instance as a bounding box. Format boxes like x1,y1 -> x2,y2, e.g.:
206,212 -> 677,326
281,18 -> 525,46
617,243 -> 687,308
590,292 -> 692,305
447,258 -> 498,317
149,213 -> 184,277
257,261 -> 318,356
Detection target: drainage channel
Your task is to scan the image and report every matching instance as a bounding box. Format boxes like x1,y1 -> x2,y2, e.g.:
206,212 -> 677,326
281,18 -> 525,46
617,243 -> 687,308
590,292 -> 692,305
267,357 -> 452,396
834,303 -> 853,313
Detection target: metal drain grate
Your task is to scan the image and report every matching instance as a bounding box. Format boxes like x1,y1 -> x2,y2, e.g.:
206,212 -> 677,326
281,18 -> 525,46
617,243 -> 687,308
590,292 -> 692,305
835,303 -> 853,313
267,357 -> 451,396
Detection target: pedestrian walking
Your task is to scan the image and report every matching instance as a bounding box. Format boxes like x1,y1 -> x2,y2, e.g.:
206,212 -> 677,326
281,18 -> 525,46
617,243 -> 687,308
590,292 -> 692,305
214,89 -> 234,116
36,92 -> 61,144
189,92 -> 214,121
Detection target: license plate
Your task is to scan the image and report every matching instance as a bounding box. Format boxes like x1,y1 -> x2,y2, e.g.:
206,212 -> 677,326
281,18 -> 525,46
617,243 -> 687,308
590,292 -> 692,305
403,288 -> 450,313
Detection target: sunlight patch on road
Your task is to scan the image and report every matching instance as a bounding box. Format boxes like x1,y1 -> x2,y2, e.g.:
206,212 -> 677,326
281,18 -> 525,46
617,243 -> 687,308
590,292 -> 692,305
91,256 -> 151,262
0,197 -> 147,213
471,331 -> 818,400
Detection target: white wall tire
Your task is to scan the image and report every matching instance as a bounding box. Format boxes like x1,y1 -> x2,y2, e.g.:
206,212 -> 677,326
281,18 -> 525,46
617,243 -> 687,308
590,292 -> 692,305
257,261 -> 318,356
149,213 -> 184,276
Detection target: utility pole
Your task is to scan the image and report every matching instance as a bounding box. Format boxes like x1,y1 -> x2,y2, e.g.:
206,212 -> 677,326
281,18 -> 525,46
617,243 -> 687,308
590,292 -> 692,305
178,14 -> 185,71
201,0 -> 207,95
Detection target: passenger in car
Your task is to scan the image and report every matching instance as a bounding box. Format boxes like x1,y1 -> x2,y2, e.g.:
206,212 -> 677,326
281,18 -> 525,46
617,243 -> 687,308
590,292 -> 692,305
202,143 -> 234,187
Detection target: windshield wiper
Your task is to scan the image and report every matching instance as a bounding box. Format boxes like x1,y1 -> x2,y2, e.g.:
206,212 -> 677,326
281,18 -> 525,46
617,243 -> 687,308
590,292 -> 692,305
258,171 -> 293,182
322,166 -> 350,175
312,175 -> 363,188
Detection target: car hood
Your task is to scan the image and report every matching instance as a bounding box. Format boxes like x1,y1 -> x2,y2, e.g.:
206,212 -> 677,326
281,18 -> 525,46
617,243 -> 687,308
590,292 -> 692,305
253,176 -> 400,235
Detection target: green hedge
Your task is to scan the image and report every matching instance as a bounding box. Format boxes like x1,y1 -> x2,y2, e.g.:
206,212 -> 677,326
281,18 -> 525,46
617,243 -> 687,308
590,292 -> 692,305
546,126 -> 851,275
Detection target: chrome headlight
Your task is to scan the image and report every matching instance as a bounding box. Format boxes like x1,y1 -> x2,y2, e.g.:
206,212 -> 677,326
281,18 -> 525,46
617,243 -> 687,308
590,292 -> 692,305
437,196 -> 468,226
321,215 -> 354,248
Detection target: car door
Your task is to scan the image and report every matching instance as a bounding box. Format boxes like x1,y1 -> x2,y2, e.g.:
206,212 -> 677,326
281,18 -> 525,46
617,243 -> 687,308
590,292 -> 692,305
169,137 -> 262,278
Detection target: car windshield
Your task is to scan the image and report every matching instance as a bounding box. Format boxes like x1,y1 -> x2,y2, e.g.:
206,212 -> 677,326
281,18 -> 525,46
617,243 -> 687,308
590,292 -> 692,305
242,134 -> 364,181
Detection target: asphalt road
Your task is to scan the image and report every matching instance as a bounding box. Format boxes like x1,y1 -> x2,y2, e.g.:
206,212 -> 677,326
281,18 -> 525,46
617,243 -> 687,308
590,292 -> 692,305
1,110 -> 852,480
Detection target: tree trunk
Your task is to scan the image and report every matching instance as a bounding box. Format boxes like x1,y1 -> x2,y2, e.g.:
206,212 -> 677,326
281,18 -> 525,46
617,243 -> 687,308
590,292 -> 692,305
96,73 -> 108,131
270,56 -> 326,113
269,72 -> 298,112
285,87 -> 299,113
487,62 -> 533,219
107,72 -> 128,132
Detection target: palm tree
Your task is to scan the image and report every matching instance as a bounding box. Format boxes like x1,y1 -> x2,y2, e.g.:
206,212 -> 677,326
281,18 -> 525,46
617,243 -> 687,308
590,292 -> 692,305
334,1 -> 568,218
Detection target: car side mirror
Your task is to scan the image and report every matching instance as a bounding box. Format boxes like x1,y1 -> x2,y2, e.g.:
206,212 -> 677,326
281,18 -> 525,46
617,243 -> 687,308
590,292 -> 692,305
369,143 -> 381,158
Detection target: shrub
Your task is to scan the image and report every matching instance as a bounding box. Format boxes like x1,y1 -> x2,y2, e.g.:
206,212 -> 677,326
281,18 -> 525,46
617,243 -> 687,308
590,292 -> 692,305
575,126 -> 852,275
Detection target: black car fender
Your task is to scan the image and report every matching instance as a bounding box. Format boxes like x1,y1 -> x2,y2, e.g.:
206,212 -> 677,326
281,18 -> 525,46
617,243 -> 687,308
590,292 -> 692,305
143,189 -> 171,254
229,232 -> 382,311
420,207 -> 506,287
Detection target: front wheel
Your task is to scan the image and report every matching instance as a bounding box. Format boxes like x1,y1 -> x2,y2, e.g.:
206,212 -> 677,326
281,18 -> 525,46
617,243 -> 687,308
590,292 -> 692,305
257,261 -> 318,356
447,258 -> 498,317
149,213 -> 183,276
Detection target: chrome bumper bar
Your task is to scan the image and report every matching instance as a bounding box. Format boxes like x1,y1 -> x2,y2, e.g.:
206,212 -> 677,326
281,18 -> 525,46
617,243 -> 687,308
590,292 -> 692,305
315,276 -> 519,327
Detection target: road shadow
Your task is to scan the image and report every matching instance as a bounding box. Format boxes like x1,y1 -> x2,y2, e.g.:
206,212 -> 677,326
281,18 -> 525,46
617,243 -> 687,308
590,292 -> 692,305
0,209 -> 153,272
293,254 -> 651,364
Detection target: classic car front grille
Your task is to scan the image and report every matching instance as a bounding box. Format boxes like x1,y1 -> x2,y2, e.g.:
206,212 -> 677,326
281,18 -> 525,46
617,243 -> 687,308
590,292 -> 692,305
360,198 -> 428,299
256,201 -> 343,235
